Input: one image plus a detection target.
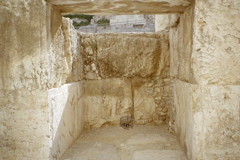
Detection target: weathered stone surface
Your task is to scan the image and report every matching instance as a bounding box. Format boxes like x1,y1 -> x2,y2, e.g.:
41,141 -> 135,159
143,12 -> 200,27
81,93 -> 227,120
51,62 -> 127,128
0,1 -> 84,159
169,6 -> 195,83
62,18 -> 83,83
83,78 -> 132,129
173,79 -> 197,159
0,1 -> 82,90
200,85 -> 240,159
80,33 -> 170,79
61,125 -> 187,160
192,0 -> 240,85
0,90 -> 50,160
0,1 -> 51,159
47,0 -> 191,14
133,78 -> 174,127
132,150 -> 186,160
0,0 -> 50,90
174,79 -> 240,160
48,82 -> 84,159
49,12 -> 67,88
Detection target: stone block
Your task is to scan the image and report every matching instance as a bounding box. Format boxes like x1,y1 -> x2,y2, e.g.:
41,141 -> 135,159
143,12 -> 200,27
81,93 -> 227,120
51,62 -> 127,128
83,78 -> 132,129
80,33 -> 170,79
200,85 -> 240,159
48,82 -> 84,159
174,79 -> 240,160
192,0 -> 240,85
0,90 -> 50,160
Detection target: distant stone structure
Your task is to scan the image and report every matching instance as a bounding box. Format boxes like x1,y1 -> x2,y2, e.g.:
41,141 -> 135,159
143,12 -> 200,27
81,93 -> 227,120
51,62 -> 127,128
75,15 -> 155,33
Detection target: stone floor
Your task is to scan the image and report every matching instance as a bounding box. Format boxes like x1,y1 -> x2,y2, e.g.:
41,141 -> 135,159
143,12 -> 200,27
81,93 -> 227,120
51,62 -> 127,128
60,125 -> 187,160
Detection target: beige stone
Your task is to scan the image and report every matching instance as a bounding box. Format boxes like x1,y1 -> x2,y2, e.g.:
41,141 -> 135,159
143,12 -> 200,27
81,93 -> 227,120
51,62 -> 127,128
48,82 -> 84,159
192,0 -> 240,85
80,33 -> 170,79
133,78 -> 173,126
60,125 -> 187,160
62,18 -> 83,83
1,0 -> 240,160
47,0 -> 191,14
155,14 -> 171,32
0,90 -> 50,160
169,6 -> 195,83
0,0 -> 50,90
83,78 -> 132,129
173,79 -> 240,160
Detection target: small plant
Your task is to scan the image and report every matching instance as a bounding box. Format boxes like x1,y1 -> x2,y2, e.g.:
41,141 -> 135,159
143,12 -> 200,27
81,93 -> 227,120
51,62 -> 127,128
97,18 -> 110,26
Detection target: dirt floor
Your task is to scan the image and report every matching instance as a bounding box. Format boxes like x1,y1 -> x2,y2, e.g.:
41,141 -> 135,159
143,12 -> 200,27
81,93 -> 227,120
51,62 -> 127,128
60,125 -> 187,160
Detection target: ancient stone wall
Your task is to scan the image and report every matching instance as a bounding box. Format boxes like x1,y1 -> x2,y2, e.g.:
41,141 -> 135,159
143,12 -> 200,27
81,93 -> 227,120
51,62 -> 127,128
0,1 -> 51,159
191,0 -> 240,159
171,1 -> 240,160
0,1 -> 84,159
48,82 -> 84,159
169,5 -> 195,159
80,32 -> 174,130
48,14 -> 84,159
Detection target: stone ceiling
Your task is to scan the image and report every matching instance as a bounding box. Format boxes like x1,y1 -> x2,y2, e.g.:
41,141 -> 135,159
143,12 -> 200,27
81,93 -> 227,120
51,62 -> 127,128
46,0 -> 192,15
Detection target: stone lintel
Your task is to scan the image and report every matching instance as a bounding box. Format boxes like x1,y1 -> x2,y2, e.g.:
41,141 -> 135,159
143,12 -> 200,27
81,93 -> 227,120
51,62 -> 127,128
46,0 -> 192,14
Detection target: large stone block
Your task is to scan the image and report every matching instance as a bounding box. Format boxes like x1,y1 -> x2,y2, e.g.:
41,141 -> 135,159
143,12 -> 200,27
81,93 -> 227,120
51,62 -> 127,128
169,6 -> 195,83
0,0 -> 52,90
83,78 -> 132,129
80,33 -> 170,79
48,82 -> 84,159
174,79 -> 240,160
192,0 -> 240,85
0,90 -> 50,160
173,80 -> 196,159
47,0 -> 191,14
200,85 -> 240,159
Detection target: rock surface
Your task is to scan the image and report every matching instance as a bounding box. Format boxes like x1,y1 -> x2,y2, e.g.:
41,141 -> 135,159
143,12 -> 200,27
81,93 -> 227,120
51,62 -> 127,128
83,78 -> 132,129
170,1 -> 240,160
47,0 -> 191,14
80,32 -> 170,79
60,125 -> 187,160
48,82 -> 84,159
133,78 -> 174,127
62,18 -> 83,83
192,0 -> 240,85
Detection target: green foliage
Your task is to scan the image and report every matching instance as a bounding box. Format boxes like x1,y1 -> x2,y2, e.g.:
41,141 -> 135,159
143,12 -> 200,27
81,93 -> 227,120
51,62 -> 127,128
63,14 -> 93,28
73,21 -> 90,27
63,14 -> 93,22
97,18 -> 110,26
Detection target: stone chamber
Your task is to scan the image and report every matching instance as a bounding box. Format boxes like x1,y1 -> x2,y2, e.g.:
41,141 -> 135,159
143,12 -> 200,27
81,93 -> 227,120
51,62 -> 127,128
0,0 -> 239,160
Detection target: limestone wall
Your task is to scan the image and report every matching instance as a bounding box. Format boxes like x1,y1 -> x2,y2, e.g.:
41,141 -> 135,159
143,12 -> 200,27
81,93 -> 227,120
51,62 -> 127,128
0,1 -> 83,159
80,32 -> 174,130
0,1 -> 51,159
171,1 -> 240,160
80,33 -> 169,79
191,0 -> 240,159
48,8 -> 84,160
169,4 -> 195,159
48,82 -> 84,159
